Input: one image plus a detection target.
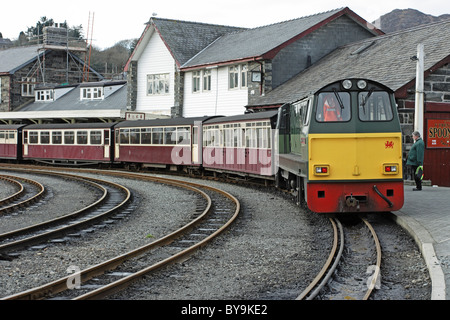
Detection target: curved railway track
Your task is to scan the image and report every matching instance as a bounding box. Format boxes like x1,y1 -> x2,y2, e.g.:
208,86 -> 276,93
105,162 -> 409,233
297,217 -> 382,300
0,169 -> 131,254
1,170 -> 240,300
0,174 -> 45,215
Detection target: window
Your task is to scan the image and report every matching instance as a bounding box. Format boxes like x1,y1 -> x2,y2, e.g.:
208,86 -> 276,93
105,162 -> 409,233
192,71 -> 201,93
229,66 -> 239,89
141,128 -> 152,144
52,131 -> 62,144
203,70 -> 211,91
119,129 -> 130,144
358,91 -> 393,121
40,131 -> 50,144
229,65 -> 248,89
36,90 -> 54,101
77,131 -> 88,145
316,92 -> 351,122
130,129 -> 140,144
21,77 -> 35,97
81,87 -> 103,100
152,128 -> 164,144
64,131 -> 75,144
241,65 -> 248,88
90,131 -> 102,145
147,74 -> 170,95
177,127 -> 191,145
164,127 -> 177,145
29,131 -> 39,144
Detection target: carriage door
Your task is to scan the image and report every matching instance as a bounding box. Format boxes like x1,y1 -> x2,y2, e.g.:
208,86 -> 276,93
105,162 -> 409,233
104,129 -> 110,159
114,129 -> 120,159
192,126 -> 199,164
23,130 -> 29,156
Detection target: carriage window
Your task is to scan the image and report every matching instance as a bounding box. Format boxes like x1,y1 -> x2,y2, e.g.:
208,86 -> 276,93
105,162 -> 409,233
177,127 -> 190,145
164,127 -> 177,145
52,131 -> 62,144
224,128 -> 233,147
77,131 -> 88,145
0,131 -> 4,140
358,91 -> 393,121
40,131 -> 50,144
130,129 -> 140,144
90,131 -> 102,145
316,92 -> 351,122
64,131 -> 74,144
119,129 -> 130,144
29,132 -> 39,144
141,128 -> 152,144
152,128 -> 163,145
8,132 -> 15,140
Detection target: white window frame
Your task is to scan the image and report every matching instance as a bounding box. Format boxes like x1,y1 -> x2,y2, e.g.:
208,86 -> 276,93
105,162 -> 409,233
35,89 -> 54,102
229,64 -> 248,90
192,71 -> 201,93
81,87 -> 104,100
203,70 -> 211,91
229,66 -> 239,89
147,73 -> 170,95
241,64 -> 248,88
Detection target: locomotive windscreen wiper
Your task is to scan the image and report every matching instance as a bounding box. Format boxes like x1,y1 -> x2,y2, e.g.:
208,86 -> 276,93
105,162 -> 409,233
332,89 -> 345,110
360,88 -> 375,113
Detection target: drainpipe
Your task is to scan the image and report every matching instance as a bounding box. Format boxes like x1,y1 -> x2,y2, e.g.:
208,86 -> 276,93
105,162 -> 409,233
414,43 -> 424,134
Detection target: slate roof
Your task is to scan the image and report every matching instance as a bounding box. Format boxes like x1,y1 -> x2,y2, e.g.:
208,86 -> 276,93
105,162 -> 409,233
151,18 -> 246,67
19,82 -> 127,112
182,7 -> 382,69
0,45 -> 103,79
249,19 -> 450,107
0,45 -> 42,74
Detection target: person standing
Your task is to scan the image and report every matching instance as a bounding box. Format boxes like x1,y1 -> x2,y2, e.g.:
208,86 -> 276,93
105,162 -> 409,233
406,131 -> 425,191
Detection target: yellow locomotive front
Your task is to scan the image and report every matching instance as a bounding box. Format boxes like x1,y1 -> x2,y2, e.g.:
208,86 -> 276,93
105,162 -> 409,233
306,79 -> 404,213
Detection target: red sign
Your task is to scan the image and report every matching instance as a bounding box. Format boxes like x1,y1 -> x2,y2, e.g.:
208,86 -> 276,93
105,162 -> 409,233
427,119 -> 450,148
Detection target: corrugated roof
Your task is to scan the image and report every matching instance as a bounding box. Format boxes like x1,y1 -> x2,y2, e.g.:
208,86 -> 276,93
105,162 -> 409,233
249,19 -> 450,106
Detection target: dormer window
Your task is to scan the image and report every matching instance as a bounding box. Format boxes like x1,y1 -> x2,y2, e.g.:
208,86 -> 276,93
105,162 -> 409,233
35,89 -> 54,102
81,87 -> 104,100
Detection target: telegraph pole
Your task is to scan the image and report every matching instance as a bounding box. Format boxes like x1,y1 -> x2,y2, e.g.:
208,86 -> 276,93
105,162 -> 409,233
414,43 -> 424,134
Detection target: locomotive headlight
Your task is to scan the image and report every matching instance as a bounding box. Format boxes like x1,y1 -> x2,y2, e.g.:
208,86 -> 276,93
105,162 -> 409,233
314,165 -> 330,176
383,164 -> 399,175
357,80 -> 367,89
342,79 -> 352,90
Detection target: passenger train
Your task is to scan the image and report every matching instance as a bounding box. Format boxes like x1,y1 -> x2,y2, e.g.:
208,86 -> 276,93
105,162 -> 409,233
0,79 -> 404,213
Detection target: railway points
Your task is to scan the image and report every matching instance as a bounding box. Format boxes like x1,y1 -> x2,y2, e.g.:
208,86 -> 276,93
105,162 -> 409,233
392,184 -> 450,300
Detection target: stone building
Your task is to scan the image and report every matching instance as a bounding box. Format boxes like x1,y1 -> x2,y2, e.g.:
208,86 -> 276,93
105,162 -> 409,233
0,44 -> 102,112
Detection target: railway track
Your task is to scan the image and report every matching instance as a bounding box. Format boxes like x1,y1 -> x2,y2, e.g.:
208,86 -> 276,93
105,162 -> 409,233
1,170 -> 240,300
0,169 -> 131,255
297,217 -> 381,300
0,174 -> 45,215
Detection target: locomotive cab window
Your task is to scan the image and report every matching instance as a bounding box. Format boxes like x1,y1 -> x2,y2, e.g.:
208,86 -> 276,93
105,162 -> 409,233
358,91 -> 393,121
316,92 -> 350,122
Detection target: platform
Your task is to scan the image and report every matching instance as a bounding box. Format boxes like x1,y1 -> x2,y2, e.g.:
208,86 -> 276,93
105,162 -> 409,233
392,184 -> 450,300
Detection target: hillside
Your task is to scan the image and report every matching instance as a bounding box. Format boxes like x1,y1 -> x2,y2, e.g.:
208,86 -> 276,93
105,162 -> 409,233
374,8 -> 450,33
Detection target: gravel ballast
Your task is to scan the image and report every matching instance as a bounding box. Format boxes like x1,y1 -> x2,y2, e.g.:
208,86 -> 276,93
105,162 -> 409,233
0,169 -> 431,301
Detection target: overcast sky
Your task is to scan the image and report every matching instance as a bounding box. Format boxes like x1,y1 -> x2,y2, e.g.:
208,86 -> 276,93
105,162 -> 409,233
1,0 -> 449,49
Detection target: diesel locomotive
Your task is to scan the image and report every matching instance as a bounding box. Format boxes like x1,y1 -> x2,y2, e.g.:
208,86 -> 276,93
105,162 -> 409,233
276,78 -> 404,213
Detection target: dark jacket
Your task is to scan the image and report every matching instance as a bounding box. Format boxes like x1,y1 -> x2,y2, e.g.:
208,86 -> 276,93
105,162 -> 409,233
406,137 -> 425,166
